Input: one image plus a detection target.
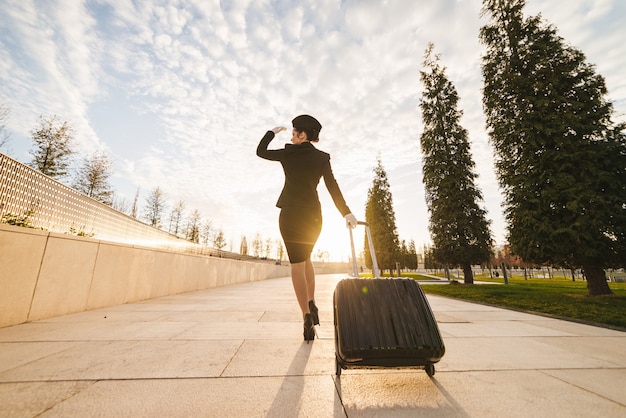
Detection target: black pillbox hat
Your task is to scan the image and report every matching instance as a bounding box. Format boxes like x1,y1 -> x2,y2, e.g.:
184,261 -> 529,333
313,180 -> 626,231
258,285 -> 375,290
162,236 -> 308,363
292,114 -> 322,133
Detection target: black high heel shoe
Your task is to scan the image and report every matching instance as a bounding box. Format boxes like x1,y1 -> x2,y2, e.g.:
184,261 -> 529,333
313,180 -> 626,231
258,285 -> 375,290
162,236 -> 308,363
308,300 -> 320,326
303,313 -> 315,342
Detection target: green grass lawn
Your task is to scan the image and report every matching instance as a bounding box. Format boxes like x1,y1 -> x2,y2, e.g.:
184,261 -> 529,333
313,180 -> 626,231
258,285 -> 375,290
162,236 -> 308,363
363,273 -> 626,330
420,276 -> 626,330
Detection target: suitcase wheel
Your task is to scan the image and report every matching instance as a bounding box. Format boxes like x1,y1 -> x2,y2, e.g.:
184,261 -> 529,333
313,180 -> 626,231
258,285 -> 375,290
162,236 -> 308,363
425,363 -> 435,377
335,357 -> 342,376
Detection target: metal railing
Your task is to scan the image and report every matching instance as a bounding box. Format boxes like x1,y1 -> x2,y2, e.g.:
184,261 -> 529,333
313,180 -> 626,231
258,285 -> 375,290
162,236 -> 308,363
0,152 -> 215,254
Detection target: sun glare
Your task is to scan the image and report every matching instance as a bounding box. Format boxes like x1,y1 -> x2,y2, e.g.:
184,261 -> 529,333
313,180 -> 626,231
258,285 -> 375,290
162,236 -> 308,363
314,215 -> 363,263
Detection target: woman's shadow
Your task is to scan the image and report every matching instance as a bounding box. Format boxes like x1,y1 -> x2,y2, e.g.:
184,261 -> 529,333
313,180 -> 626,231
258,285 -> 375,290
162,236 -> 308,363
264,338 -> 345,417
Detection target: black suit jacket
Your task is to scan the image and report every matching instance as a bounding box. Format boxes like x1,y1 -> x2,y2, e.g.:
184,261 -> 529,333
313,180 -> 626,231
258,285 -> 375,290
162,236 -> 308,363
256,131 -> 351,216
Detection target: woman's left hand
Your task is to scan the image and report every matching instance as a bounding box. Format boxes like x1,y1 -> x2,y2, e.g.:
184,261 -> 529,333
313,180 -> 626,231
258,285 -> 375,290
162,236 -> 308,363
272,126 -> 286,134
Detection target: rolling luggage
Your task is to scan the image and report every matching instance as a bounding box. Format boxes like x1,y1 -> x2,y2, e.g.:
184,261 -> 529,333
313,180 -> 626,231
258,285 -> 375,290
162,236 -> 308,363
333,221 -> 445,376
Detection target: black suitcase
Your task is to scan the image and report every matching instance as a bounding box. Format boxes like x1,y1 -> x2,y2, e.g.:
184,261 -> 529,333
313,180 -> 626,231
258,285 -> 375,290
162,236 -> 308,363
333,221 -> 445,376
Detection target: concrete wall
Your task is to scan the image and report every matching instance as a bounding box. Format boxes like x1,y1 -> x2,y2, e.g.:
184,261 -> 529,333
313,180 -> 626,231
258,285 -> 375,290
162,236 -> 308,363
0,224 -> 296,328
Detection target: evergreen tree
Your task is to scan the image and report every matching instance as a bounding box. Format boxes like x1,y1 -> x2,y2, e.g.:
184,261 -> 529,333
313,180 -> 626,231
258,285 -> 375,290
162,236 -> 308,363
73,151 -> 113,204
213,229 -> 227,251
29,115 -> 75,179
364,156 -> 400,273
399,240 -> 409,270
423,244 -> 442,271
407,239 -> 418,270
240,236 -> 248,255
398,239 -> 418,270
480,0 -> 626,295
130,188 -> 140,219
419,43 -> 493,284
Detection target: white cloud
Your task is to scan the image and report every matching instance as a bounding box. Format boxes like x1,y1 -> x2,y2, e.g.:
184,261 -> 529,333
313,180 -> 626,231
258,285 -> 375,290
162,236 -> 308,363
1,0 -> 625,259
0,0 -> 106,154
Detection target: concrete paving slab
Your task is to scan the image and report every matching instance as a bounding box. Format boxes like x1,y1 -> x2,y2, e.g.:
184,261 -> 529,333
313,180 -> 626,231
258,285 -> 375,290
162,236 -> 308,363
523,319 -> 626,336
36,377 -> 344,418
222,339 -> 336,377
335,372 -> 455,417
0,273 -> 624,417
157,311 -> 265,323
0,340 -> 242,381
174,321 -> 303,340
35,310 -> 171,323
542,369 -> 626,406
0,342 -> 79,373
433,312 -> 471,323
0,320 -> 194,342
0,381 -> 95,417
438,309 -> 557,322
438,336 -> 620,371
540,336 -> 626,367
258,310 -> 304,322
425,298 -> 499,312
439,319 -> 575,337
337,370 -> 626,417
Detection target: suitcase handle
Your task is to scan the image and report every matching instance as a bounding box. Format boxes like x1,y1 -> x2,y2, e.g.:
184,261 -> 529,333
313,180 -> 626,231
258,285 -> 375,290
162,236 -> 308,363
349,221 -> 381,279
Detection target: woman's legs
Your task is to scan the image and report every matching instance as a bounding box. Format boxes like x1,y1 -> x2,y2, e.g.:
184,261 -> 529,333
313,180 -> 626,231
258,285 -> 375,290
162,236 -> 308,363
291,257 -> 316,318
279,207 -> 321,332
305,258 -> 315,302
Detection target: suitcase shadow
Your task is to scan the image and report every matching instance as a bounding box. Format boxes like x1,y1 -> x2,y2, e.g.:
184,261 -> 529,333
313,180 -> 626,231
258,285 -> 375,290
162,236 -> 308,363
431,377 -> 472,418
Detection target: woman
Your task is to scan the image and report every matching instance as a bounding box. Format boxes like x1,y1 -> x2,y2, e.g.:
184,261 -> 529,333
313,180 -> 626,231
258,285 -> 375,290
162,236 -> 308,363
256,114 -> 357,341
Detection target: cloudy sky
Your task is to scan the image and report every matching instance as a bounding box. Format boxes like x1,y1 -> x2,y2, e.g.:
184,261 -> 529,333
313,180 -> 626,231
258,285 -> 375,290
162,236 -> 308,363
1,0 -> 625,261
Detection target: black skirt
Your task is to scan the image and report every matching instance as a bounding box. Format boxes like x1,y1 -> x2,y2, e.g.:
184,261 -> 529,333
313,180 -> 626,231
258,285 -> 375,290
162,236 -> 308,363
279,206 -> 322,263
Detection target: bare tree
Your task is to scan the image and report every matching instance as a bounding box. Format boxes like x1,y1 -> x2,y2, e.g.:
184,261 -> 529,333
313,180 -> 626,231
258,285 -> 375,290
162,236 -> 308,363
143,186 -> 167,228
0,102 -> 11,152
73,151 -> 114,204
201,219 -> 214,246
186,209 -> 201,243
168,200 -> 185,236
275,239 -> 284,261
252,233 -> 263,257
264,238 -> 272,258
29,115 -> 75,179
110,192 -> 131,214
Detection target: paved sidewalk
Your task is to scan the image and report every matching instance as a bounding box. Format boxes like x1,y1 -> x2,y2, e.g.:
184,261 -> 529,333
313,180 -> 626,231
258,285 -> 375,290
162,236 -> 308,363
1,274 -> 625,417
